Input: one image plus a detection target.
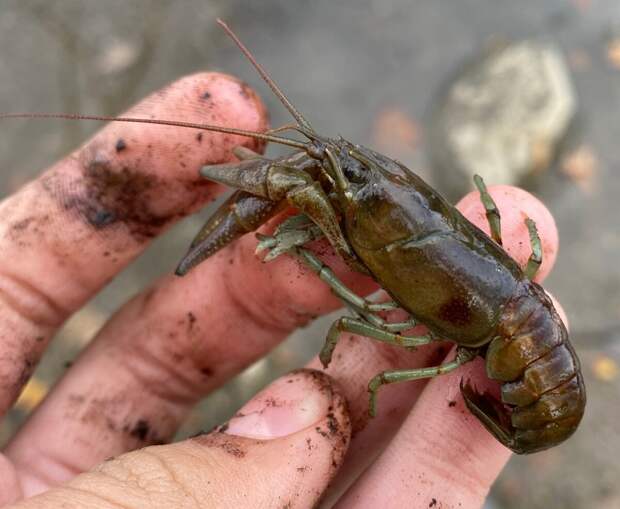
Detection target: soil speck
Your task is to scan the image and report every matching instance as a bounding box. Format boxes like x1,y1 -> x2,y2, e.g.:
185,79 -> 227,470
115,138 -> 127,152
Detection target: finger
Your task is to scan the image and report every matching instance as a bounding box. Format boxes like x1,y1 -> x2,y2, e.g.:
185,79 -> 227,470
0,455 -> 20,507
9,370 -> 350,509
336,356 -> 509,509
315,186 -> 561,503
0,72 -> 268,414
5,214 -> 375,495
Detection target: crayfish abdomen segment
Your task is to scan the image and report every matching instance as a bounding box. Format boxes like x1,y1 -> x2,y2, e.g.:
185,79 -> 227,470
480,280 -> 586,453
500,343 -> 579,406
486,282 -> 566,381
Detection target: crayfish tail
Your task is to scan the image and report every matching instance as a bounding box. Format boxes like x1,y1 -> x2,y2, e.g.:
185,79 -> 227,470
478,281 -> 586,454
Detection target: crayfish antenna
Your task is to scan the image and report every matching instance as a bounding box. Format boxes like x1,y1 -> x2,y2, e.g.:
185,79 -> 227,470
217,18 -> 316,135
0,112 -> 307,150
1,21 -> 318,149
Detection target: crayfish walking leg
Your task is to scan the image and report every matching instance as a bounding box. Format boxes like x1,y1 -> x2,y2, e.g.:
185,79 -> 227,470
474,174 -> 543,280
368,347 -> 478,416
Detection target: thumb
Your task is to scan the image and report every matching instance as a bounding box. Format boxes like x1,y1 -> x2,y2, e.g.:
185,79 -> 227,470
9,370 -> 350,509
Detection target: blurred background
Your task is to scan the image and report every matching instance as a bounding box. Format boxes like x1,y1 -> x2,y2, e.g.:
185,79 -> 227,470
0,1 -> 619,507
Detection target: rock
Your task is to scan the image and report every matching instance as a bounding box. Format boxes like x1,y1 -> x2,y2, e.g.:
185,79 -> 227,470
428,40 -> 576,198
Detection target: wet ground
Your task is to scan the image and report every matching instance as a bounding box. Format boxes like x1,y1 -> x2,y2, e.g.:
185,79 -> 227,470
0,1 -> 619,508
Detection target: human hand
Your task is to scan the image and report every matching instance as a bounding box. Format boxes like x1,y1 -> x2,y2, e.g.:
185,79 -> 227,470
0,71 -> 562,509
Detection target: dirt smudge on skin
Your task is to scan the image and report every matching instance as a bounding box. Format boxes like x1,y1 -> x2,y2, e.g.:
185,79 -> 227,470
351,411 -> 370,437
41,165 -> 158,239
187,311 -> 197,331
199,366 -> 214,377
128,418 -> 150,441
115,138 -> 127,152
41,147 -> 215,242
122,418 -> 165,445
238,81 -> 252,100
10,217 -> 36,232
63,393 -> 167,447
6,214 -> 52,248
192,432 -> 250,458
15,355 -> 37,391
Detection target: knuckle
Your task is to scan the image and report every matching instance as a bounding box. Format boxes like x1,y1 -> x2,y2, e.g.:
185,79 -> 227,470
0,270 -> 66,330
0,454 -> 21,506
223,242 -> 310,334
118,338 -> 206,408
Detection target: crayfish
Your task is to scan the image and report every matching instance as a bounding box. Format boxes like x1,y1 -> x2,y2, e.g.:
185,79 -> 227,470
175,20 -> 585,454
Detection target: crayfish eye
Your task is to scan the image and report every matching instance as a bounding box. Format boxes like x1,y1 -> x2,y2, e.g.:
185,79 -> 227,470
343,159 -> 367,184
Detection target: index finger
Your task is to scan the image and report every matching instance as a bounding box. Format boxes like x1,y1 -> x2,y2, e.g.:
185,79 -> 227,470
0,72 -> 268,414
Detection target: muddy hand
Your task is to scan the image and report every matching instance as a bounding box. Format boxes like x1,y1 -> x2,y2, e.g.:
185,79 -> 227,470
0,72 -> 378,508
0,75 -> 566,509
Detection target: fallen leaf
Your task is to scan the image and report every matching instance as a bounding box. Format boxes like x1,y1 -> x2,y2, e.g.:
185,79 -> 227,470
372,108 -> 419,153
530,138 -> 553,173
571,0 -> 592,12
15,377 -> 49,411
592,356 -> 619,382
561,145 -> 598,192
60,305 -> 108,347
606,38 -> 620,69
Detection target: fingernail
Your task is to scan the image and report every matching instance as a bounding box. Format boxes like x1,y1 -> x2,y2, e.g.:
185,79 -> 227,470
222,369 -> 334,439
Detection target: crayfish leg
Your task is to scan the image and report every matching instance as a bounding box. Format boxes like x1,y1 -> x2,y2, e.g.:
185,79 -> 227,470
320,316 -> 431,369
255,214 -> 323,261
474,174 -> 502,245
473,175 -> 544,281
367,348 -> 477,417
524,217 -> 543,279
